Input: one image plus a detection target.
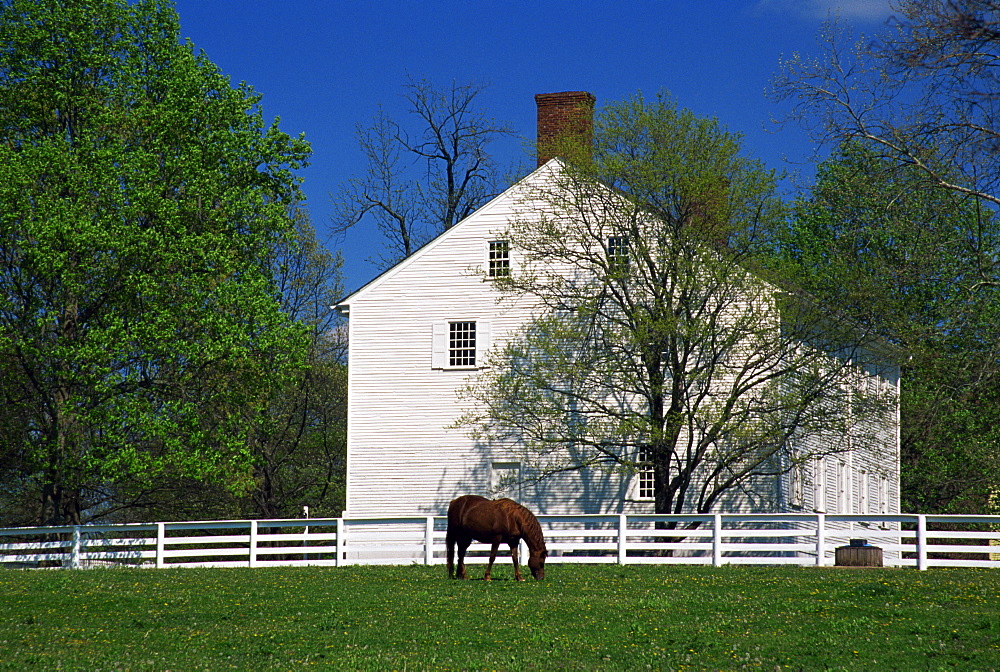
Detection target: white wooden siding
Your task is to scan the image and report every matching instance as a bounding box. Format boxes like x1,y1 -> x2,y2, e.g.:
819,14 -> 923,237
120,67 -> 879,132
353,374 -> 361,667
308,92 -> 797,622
339,161 -> 901,520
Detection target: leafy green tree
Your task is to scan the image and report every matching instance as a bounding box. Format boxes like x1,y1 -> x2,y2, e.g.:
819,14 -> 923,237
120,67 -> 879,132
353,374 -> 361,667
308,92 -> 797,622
461,93 -> 894,516
772,1 -> 1000,286
776,143 -> 1000,513
100,208 -> 349,523
771,1 -> 1000,514
0,335 -> 33,523
245,208 -> 347,519
0,0 -> 311,526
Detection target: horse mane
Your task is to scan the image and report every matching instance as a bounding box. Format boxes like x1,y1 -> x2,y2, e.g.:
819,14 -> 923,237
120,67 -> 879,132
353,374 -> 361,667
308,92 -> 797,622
494,498 -> 546,552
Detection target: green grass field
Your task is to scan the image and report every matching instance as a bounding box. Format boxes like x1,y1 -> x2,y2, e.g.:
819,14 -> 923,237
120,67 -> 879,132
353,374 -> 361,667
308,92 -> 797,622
1,563 -> 999,670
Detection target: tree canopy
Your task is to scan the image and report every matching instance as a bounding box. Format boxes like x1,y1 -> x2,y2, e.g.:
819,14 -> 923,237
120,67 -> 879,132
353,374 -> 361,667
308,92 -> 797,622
774,1 -> 1000,213
461,93 -> 896,516
772,0 -> 1000,513
775,142 -> 1000,513
0,0 -> 312,525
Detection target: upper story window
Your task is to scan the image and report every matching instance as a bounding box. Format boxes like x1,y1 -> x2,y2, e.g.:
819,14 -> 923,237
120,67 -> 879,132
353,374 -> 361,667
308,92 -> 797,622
607,235 -> 629,275
488,240 -> 510,278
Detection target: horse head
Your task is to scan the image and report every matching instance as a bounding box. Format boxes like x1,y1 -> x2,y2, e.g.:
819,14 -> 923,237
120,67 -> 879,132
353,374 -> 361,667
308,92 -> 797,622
527,547 -> 547,580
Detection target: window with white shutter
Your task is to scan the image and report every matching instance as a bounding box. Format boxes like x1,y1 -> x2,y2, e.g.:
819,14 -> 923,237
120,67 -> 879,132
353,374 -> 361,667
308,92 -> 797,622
432,320 -> 490,369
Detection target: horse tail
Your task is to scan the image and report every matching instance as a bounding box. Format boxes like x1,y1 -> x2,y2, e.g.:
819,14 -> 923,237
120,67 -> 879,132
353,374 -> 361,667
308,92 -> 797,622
445,497 -> 468,579
446,526 -> 455,578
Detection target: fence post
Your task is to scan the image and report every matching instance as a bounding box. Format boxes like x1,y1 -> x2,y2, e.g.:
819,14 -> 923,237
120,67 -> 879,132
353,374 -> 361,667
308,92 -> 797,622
425,517 -> 434,566
249,520 -> 259,568
815,514 -> 825,567
155,522 -> 165,569
917,514 -> 928,571
618,514 -> 628,565
713,514 -> 723,567
303,508 -> 310,563
69,526 -> 81,569
336,518 -> 345,567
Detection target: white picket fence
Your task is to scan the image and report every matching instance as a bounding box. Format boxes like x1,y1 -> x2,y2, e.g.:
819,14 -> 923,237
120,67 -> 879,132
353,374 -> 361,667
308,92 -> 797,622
1,513 -> 998,571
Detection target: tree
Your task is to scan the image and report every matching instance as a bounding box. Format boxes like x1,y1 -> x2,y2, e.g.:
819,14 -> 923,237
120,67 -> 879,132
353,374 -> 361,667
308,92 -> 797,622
771,1 -> 1000,285
332,77 -> 515,268
98,208 -> 349,523
0,0 -> 311,526
0,335 -> 33,523
113,212 -> 349,523
245,207 -> 348,519
771,0 -> 1000,513
775,142 -> 1000,513
461,93 -> 895,516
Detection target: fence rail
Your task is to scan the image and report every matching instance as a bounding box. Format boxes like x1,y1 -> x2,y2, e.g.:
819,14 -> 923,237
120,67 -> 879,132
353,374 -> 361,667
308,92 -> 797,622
2,513 -> 998,571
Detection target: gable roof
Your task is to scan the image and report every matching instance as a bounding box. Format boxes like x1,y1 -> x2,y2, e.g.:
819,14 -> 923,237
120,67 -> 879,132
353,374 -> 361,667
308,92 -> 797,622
333,159 -> 565,315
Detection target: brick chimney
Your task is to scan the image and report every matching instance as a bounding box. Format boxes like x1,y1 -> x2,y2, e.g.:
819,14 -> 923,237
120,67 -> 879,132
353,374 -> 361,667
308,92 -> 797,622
535,91 -> 596,167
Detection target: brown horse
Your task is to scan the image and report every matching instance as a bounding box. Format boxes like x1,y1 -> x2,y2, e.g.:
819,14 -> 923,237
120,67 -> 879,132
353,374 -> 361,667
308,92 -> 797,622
446,495 -> 547,581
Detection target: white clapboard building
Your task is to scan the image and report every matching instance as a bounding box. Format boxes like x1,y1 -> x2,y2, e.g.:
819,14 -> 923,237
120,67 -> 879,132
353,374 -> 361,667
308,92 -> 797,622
335,92 -> 901,522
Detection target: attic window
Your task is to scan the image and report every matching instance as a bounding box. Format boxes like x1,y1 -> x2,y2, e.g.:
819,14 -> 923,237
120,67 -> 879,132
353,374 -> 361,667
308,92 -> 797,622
449,321 -> 477,367
488,240 -> 510,278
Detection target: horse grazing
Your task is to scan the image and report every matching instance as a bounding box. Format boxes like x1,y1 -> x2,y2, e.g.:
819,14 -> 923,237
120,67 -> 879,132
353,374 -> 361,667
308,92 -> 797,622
446,495 -> 547,581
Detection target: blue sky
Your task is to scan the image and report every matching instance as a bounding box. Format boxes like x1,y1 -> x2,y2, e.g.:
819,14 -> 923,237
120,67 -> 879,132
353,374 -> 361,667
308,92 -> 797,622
171,0 -> 897,294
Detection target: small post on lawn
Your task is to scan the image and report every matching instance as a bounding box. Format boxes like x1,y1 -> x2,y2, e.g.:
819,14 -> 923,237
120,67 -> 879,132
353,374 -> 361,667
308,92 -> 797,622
303,506 -> 310,563
712,514 -> 723,567
917,514 -> 928,571
815,514 -> 826,567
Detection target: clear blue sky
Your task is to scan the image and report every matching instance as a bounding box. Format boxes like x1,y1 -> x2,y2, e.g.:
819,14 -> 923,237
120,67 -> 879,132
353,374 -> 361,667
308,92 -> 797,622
171,0 -> 897,294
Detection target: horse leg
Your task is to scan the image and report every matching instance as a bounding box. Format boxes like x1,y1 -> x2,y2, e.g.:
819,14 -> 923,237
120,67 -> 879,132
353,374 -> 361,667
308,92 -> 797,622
484,542 -> 500,581
510,542 -> 523,581
457,538 -> 471,580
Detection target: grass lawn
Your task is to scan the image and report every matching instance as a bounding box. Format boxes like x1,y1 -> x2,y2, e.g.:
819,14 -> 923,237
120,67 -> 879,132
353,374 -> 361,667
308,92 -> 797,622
1,563 -> 999,670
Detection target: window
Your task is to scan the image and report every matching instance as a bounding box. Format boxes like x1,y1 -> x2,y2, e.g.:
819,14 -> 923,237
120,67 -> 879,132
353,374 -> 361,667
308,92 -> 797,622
789,457 -> 804,508
449,321 -> 476,367
488,240 -> 510,278
859,469 -> 869,514
878,473 -> 890,514
607,235 -> 629,275
491,462 -> 521,499
813,456 -> 827,513
635,448 -> 654,500
837,460 -> 851,514
432,320 -> 490,369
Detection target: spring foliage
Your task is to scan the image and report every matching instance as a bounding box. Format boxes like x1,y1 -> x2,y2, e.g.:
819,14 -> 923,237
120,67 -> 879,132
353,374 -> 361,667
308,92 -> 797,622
0,0 -> 311,524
